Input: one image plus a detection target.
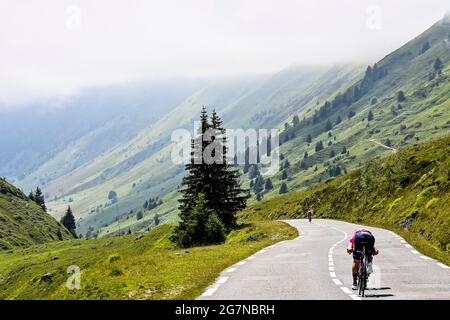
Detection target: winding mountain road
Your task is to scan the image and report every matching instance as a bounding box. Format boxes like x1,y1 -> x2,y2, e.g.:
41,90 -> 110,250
199,219 -> 450,300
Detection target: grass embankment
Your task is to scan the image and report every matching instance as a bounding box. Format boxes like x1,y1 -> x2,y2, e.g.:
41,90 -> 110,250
0,178 -> 72,250
0,221 -> 297,299
240,136 -> 450,265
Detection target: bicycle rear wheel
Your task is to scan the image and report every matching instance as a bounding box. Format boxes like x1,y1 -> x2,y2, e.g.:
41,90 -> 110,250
358,258 -> 366,297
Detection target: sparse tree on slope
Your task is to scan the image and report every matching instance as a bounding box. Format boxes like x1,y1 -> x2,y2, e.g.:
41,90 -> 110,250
279,182 -> 288,194
173,108 -> 248,247
34,187 -> 46,212
61,206 -> 76,237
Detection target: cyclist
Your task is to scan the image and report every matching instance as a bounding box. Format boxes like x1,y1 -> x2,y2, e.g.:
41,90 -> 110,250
307,208 -> 313,223
346,228 -> 379,290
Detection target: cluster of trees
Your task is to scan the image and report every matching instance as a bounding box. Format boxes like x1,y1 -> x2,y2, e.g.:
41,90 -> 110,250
280,63 -> 387,146
28,186 -> 77,238
326,165 -> 345,177
144,197 -> 163,210
171,108 -> 248,247
249,171 -> 274,201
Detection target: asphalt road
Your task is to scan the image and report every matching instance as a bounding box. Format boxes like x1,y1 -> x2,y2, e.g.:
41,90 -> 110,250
199,219 -> 450,300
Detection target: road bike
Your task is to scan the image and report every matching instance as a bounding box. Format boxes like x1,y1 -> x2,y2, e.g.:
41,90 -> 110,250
355,246 -> 369,297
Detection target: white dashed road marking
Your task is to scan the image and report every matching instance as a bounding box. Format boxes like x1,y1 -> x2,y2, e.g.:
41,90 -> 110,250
202,287 -> 218,297
217,277 -> 228,284
340,287 -> 352,294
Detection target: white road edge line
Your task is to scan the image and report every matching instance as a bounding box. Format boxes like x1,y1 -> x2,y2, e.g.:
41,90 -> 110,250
202,287 -> 218,297
437,263 -> 450,269
217,277 -> 228,284
226,268 -> 237,273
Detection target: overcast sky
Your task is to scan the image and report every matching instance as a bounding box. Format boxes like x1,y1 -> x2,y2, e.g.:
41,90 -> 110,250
1,0 -> 449,107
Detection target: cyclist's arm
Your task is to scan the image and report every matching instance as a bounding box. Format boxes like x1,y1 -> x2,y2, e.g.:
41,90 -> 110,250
346,235 -> 355,254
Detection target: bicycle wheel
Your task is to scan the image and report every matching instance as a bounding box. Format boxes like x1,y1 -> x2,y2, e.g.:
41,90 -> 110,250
361,261 -> 367,297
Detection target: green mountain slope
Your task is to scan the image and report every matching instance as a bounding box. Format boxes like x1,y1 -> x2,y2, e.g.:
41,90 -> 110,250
13,16 -> 450,238
39,66 -> 360,235
0,178 -> 72,250
248,16 -> 450,204
240,136 -> 450,264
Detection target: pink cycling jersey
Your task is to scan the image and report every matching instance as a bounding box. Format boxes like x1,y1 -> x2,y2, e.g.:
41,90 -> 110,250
348,229 -> 371,246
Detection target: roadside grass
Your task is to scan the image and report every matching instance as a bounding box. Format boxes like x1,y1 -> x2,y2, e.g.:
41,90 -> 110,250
0,221 -> 297,300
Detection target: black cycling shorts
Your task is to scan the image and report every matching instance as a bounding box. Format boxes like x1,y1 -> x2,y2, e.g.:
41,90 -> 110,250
352,231 -> 375,260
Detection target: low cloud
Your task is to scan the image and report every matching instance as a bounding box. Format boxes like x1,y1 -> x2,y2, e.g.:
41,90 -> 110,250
1,0 -> 449,107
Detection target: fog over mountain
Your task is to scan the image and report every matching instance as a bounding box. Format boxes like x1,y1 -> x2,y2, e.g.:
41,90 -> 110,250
1,0 -> 449,107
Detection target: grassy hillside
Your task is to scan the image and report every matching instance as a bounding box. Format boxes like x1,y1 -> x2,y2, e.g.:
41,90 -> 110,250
244,16 -> 450,206
239,136 -> 450,265
0,221 -> 297,299
39,66 -> 360,235
0,178 -> 72,250
88,17 -> 450,236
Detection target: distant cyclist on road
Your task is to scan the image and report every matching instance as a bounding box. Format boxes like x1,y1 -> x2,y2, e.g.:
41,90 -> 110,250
346,228 -> 379,290
307,208 -> 313,223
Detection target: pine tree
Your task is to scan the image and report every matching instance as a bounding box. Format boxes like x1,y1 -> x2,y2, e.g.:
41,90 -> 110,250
304,151 -> 308,159
281,169 -> 288,180
348,110 -> 356,119
325,119 -> 333,131
292,115 -> 300,126
367,110 -> 374,121
264,178 -> 273,190
248,165 -> 260,179
434,58 -> 443,73
34,187 -> 46,212
174,108 -> 248,246
154,213 -> 160,226
421,41 -> 430,54
172,193 -> 225,247
61,206 -> 76,237
28,191 -> 35,202
253,175 -> 264,194
284,159 -> 290,168
315,141 -> 324,152
305,134 -> 312,143
397,91 -> 406,102
279,183 -> 288,194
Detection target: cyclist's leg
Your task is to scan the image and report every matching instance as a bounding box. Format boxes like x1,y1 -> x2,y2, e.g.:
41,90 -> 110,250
352,251 -> 361,288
